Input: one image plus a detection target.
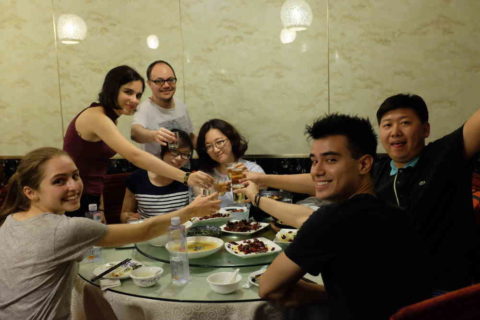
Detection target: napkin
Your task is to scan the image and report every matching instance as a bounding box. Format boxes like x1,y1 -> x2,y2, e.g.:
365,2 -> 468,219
99,279 -> 121,291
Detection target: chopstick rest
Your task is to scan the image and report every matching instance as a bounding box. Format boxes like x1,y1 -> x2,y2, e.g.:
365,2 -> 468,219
90,258 -> 131,282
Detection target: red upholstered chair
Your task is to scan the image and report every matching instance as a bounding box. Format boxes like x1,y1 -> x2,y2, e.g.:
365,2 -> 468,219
390,283 -> 480,320
102,172 -> 130,224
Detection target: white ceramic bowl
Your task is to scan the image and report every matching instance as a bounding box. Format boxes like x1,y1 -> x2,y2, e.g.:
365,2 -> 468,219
129,266 -> 163,287
206,272 -> 242,294
166,236 -> 224,259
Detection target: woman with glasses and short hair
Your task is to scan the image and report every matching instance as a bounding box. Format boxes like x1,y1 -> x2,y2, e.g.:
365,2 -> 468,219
196,119 -> 265,207
121,129 -> 194,222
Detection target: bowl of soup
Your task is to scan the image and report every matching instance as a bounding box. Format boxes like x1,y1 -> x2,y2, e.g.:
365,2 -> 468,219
166,236 -> 224,259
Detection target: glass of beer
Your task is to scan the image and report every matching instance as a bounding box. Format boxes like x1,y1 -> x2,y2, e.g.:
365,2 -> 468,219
213,177 -> 231,196
168,131 -> 180,150
227,163 -> 246,203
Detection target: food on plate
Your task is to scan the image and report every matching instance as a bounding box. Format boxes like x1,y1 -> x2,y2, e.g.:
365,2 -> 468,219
227,238 -> 273,254
224,220 -> 261,232
224,207 -> 246,213
187,240 -> 220,253
198,212 -> 230,220
275,229 -> 297,243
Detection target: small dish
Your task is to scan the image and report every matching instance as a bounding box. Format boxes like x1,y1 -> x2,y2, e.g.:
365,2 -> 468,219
92,260 -> 142,280
219,220 -> 269,235
248,268 -> 267,287
207,271 -> 242,294
130,266 -> 163,287
225,237 -> 282,259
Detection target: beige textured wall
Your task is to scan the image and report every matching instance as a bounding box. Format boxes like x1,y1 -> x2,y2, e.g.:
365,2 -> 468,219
1,0 -> 479,156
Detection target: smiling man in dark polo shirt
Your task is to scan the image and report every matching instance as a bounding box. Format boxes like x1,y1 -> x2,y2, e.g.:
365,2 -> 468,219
373,93 -> 480,293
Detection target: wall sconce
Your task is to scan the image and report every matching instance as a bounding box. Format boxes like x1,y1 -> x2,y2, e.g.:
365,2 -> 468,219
280,28 -> 296,44
57,14 -> 87,45
146,34 -> 159,49
280,0 -> 313,31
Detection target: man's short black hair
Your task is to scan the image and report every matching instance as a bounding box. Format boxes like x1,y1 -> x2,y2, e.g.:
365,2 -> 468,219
376,93 -> 429,124
305,114 -> 377,159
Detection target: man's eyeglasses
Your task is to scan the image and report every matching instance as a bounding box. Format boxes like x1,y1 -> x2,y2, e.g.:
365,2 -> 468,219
205,139 -> 227,152
169,149 -> 191,160
150,77 -> 177,86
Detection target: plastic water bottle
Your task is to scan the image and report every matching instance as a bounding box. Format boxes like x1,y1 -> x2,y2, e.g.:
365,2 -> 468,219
85,203 -> 102,262
86,203 -> 102,222
168,216 -> 190,285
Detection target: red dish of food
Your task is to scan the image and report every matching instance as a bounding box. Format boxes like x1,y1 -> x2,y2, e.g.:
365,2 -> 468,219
224,220 -> 261,232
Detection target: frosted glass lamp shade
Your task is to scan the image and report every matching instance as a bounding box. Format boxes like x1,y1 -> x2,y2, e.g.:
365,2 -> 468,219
57,14 -> 87,44
280,0 -> 313,31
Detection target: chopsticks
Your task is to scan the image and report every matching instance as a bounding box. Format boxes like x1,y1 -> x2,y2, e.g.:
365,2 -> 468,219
90,258 -> 131,282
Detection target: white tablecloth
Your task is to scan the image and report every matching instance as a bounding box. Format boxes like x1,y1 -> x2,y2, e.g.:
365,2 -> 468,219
72,276 -> 284,320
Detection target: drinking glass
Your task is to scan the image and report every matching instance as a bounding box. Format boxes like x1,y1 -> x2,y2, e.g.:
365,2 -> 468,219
169,131 -> 180,150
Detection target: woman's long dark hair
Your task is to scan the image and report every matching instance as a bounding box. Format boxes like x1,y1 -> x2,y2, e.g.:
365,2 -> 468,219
0,147 -> 69,224
196,119 -> 248,172
98,65 -> 145,120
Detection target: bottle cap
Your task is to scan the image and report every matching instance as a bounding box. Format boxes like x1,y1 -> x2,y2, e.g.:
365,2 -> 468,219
171,216 -> 181,225
88,203 -> 98,212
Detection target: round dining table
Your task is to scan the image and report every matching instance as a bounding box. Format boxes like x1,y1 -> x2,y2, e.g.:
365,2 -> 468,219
72,221 -> 318,320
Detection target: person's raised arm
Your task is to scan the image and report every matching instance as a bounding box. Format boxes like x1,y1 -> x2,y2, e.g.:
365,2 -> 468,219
96,193 -> 220,247
243,172 -> 315,196
240,181 -> 314,228
85,111 -> 213,188
463,108 -> 480,159
120,188 -> 141,223
131,124 -> 176,146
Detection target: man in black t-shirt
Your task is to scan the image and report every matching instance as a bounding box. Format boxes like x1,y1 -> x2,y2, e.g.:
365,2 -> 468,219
245,94 -> 480,293
240,114 -> 432,320
374,94 -> 480,292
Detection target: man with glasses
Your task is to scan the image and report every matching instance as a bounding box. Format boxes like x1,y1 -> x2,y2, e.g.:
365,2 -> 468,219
131,60 -> 196,156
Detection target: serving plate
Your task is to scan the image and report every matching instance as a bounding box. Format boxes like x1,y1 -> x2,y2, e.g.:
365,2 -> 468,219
92,260 -> 142,280
166,236 -> 224,259
224,237 -> 281,259
219,220 -> 269,235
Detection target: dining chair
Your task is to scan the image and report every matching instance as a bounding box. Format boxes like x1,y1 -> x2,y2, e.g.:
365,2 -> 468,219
390,283 -> 480,320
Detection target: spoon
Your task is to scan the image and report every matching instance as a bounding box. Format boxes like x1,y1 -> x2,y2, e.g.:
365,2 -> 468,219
228,268 -> 240,283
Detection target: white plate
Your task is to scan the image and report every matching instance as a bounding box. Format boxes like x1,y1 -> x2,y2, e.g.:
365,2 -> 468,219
248,268 -> 267,287
220,221 -> 269,235
225,237 -> 282,259
92,260 -> 142,280
274,228 -> 298,244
